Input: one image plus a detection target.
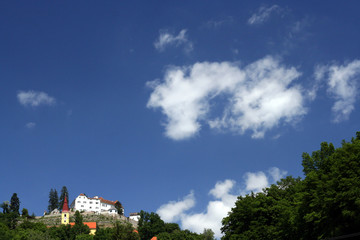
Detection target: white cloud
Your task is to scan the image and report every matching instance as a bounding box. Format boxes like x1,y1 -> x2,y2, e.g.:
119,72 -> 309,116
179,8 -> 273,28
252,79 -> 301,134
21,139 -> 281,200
154,29 -> 193,53
17,90 -> 56,107
244,171 -> 268,192
25,122 -> 36,129
157,168 -> 286,238
248,5 -> 280,25
147,56 -> 306,140
157,192 -> 195,222
268,167 -> 287,182
314,60 -> 360,122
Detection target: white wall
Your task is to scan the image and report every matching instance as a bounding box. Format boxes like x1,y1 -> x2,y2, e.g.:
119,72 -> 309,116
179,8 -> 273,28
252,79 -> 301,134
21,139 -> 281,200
73,195 -> 101,213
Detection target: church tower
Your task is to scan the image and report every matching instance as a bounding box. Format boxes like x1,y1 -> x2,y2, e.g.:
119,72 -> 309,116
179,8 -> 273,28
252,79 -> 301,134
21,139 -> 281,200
61,195 -> 70,225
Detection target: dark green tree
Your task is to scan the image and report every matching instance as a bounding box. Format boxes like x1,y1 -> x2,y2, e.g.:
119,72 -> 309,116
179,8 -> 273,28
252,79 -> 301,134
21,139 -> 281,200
48,188 -> 59,212
71,211 -> 90,236
164,223 -> 180,233
298,135 -> 360,239
93,227 -> 113,240
48,224 -> 73,240
21,208 -> 29,218
222,176 -> 302,240
114,201 -> 124,216
0,222 -> 13,240
59,186 -> 69,211
138,210 -> 166,240
111,221 -> 140,240
221,132 -> 360,240
10,193 -> 20,216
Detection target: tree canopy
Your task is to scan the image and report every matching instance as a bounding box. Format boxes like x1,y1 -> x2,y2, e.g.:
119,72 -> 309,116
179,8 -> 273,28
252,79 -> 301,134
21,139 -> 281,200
222,132 -> 360,240
10,193 -> 20,216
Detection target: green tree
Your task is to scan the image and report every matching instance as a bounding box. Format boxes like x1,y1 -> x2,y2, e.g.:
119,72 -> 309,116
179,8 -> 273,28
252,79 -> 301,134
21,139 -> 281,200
222,176 -> 303,239
59,186 -> 69,211
93,227 -> 113,240
48,224 -> 73,240
202,228 -> 215,240
75,233 -> 94,240
114,201 -> 124,216
0,201 -> 9,214
299,136 -> 360,239
10,193 -> 20,216
48,188 -> 59,212
221,132 -> 360,240
72,211 -> 90,236
138,210 -> 165,240
0,222 -> 13,240
164,223 -> 180,233
111,221 -> 140,240
21,208 -> 29,218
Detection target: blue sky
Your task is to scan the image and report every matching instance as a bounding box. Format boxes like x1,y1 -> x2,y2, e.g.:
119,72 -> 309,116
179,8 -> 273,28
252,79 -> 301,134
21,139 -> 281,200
1,1 -> 360,237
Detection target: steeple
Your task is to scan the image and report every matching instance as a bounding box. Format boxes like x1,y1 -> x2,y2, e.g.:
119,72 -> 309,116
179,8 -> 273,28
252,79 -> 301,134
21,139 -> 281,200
62,195 -> 69,212
61,195 -> 70,225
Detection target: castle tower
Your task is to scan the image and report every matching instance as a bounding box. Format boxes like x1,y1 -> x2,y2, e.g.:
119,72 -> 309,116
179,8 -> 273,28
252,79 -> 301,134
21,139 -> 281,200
61,195 -> 70,225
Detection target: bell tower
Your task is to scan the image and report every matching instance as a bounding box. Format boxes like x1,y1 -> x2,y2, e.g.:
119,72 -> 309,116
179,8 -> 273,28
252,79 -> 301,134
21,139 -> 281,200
61,195 -> 70,225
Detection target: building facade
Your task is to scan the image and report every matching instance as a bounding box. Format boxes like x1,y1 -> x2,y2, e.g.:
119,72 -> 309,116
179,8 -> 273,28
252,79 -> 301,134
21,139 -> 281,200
70,193 -> 123,215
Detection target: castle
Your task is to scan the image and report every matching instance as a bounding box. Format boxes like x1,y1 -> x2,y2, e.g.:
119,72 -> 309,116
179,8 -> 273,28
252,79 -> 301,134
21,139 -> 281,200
70,193 -> 123,215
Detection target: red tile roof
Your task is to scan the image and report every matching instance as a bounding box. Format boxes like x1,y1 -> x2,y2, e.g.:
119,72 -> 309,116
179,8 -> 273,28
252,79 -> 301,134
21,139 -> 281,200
99,197 -> 118,206
62,196 -> 69,212
76,194 -> 120,207
70,222 -> 97,229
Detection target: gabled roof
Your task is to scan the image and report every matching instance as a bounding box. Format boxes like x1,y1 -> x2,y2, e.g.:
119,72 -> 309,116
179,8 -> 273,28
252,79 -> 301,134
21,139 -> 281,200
76,193 -> 120,206
99,197 -> 118,206
70,222 -> 97,229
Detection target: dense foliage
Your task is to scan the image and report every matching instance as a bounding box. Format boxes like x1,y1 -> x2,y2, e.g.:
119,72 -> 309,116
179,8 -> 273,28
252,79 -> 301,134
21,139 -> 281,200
222,132 -> 360,240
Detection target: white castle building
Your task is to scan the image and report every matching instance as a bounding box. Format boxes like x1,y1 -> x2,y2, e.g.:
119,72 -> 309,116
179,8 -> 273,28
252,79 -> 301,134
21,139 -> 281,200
70,193 -> 123,215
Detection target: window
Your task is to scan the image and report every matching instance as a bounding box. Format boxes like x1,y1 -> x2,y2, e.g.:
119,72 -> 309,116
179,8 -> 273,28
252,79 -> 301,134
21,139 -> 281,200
96,202 -> 99,204
83,201 -> 86,203
96,207 -> 99,209
77,201 -> 80,203
90,201 -> 93,204
81,205 -> 84,207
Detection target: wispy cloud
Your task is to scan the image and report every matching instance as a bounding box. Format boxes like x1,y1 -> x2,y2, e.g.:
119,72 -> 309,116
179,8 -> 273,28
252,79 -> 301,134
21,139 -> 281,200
17,90 -> 56,107
205,17 -> 234,29
157,167 -> 286,238
248,5 -> 281,25
25,122 -> 36,129
154,29 -> 193,53
147,56 -> 306,140
314,60 -> 360,122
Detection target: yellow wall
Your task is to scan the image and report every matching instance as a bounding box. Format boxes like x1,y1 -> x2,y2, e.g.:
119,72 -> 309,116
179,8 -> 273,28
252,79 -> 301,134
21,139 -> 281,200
61,212 -> 70,225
